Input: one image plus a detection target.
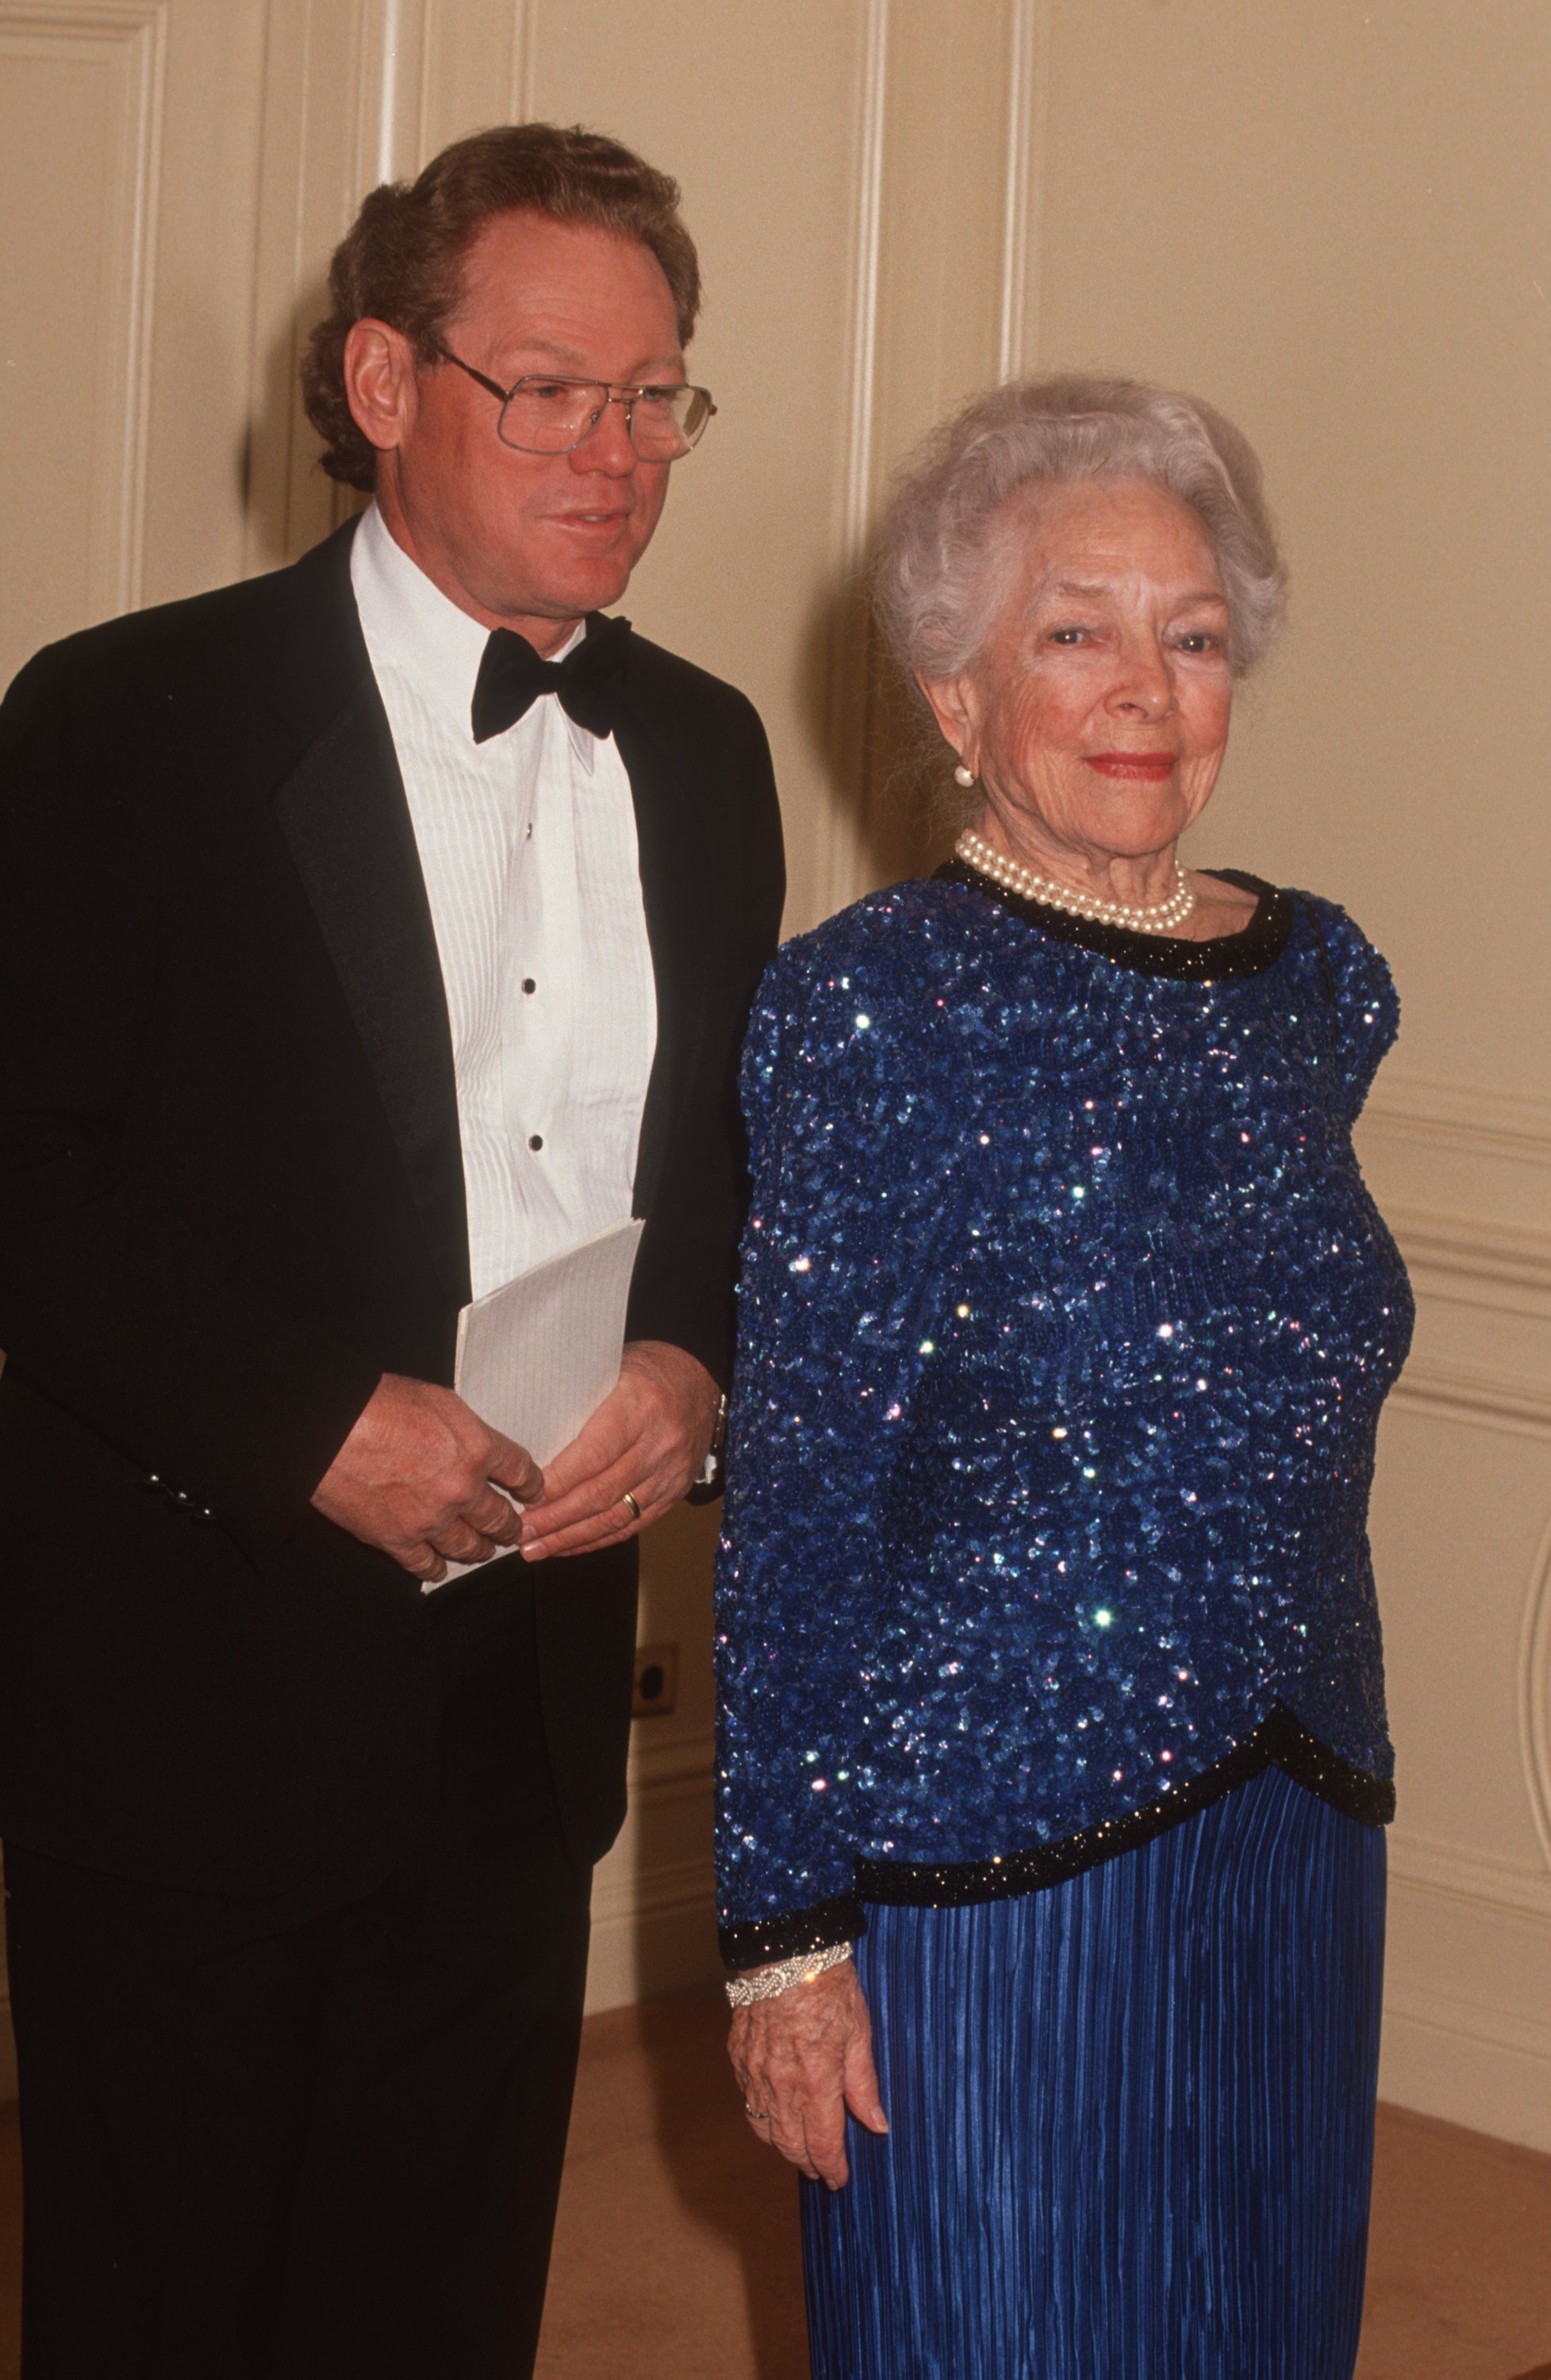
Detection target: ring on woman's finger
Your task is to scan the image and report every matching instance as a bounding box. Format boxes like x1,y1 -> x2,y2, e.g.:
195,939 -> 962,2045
743,2102 -> 771,2122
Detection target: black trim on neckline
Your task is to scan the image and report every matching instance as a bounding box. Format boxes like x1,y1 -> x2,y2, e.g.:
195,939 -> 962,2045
935,860 -> 1294,979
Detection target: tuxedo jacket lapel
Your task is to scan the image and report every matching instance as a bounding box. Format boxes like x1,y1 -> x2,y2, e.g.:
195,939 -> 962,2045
269,528 -> 471,1310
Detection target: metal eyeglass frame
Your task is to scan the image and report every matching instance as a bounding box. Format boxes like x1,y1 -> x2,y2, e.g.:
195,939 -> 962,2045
435,344 -> 716,456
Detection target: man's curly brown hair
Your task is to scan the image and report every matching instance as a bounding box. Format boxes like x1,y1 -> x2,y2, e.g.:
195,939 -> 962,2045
301,122 -> 702,493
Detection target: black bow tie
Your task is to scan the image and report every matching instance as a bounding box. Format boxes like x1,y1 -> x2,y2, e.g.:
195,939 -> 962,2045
470,614 -> 632,744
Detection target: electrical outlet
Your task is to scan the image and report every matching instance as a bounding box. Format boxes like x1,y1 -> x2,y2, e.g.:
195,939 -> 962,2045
632,1641 -> 679,1718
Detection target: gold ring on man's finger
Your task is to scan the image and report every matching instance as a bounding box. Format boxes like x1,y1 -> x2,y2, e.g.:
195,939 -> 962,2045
620,1490 -> 642,1522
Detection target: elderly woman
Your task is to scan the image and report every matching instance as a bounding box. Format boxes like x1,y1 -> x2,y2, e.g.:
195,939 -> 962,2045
714,376 -> 1411,2378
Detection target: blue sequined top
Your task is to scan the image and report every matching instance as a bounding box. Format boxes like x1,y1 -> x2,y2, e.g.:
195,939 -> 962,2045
714,866 -> 1412,1967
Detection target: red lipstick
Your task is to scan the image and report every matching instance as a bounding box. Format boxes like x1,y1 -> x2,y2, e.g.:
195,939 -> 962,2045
1085,751 -> 1177,781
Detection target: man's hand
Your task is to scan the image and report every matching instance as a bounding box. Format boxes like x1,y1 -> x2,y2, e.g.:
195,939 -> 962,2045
312,1372 -> 544,1586
519,1341 -> 720,1561
728,1961 -> 888,2190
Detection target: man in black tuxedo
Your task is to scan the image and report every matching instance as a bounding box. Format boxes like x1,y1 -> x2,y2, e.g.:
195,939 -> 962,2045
0,123 -> 783,2378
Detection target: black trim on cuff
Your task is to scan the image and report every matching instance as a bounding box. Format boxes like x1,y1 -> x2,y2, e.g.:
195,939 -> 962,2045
719,1891 -> 866,1974
854,1706 -> 1393,1910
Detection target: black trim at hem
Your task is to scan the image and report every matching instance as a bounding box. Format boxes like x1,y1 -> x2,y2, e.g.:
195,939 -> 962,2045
855,1707 -> 1392,1910
719,1710 -> 1392,1962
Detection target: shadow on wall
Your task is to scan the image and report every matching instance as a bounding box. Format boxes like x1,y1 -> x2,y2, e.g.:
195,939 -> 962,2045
797,554 -> 954,909
619,1499 -> 725,2007
240,283 -> 363,575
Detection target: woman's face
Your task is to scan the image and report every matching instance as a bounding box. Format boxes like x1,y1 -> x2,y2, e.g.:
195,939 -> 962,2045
924,477 -> 1235,874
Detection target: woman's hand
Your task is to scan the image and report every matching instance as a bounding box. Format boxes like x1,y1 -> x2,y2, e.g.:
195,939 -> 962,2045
727,1960 -> 889,2190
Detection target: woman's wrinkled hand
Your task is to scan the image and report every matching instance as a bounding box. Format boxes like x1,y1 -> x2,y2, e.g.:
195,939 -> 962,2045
727,1960 -> 889,2190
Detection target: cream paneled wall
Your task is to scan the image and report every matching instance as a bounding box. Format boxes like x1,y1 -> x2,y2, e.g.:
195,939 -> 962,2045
1012,0 -> 1551,2154
2,0 -> 1549,2143
1,0 -> 263,681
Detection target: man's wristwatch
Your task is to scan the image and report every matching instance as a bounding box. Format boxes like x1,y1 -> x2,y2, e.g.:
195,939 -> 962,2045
690,1392 -> 729,1495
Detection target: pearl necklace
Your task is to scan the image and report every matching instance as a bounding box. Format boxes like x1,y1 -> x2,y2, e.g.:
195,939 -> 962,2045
955,829 -> 1196,936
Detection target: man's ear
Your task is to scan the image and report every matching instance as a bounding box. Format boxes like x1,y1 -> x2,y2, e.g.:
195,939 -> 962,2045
916,670 -> 981,779
341,318 -> 420,458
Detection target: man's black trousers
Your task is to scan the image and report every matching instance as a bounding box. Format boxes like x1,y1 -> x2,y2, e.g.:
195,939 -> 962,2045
2,1569 -> 593,2379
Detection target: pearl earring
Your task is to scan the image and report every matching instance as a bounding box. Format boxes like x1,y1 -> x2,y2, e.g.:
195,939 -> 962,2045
954,762 -> 977,788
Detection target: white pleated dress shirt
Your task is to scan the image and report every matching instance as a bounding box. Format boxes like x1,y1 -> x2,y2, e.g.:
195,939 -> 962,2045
351,503 -> 657,1303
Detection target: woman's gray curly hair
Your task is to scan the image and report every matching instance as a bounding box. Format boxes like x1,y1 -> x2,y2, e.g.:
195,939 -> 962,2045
873,374 -> 1287,693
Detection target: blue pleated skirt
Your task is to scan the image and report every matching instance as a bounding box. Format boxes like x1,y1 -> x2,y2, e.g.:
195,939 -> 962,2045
801,1764 -> 1386,2380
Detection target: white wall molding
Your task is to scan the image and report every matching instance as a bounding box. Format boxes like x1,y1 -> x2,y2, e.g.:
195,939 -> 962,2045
586,1729 -> 719,2013
1388,1206 -> 1551,1322
361,0 -> 536,180
1387,1975 -> 1551,2071
1392,1356 -> 1551,1441
837,0 -> 889,578
1389,1826 -> 1551,1924
1358,1070 -> 1551,1438
812,0 -> 890,927
1380,2002 -> 1551,2152
586,1859 -> 717,2017
245,0 -> 382,570
244,0 -> 536,574
996,0 -> 1048,381
1518,1507 -> 1551,1882
1370,1129 -> 1551,2153
0,0 -> 167,620
1384,1819 -> 1551,2150
1362,1069 -> 1551,1174
628,1724 -> 715,1798
591,1850 -> 711,1941
363,0 -> 420,183
508,0 -> 533,120
1381,1963 -> 1551,2152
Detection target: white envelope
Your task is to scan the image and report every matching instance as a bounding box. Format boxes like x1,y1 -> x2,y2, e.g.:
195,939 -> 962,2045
427,1215 -> 644,1590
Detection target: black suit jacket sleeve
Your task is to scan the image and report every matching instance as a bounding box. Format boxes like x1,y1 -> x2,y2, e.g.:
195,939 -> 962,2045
0,641 -> 382,1562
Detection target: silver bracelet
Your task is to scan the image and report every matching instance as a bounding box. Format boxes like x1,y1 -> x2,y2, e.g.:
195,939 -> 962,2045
724,1940 -> 854,2006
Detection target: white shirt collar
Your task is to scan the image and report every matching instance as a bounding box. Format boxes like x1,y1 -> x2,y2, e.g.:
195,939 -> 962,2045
351,501 -> 594,763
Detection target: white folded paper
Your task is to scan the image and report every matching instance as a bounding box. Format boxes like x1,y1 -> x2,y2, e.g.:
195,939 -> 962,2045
427,1215 -> 644,1590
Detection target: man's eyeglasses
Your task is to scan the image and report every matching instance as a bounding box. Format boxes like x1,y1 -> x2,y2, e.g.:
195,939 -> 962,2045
436,346 -> 716,459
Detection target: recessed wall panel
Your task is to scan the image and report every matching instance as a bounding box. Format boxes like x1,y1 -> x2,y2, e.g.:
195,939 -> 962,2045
0,10 -> 158,685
